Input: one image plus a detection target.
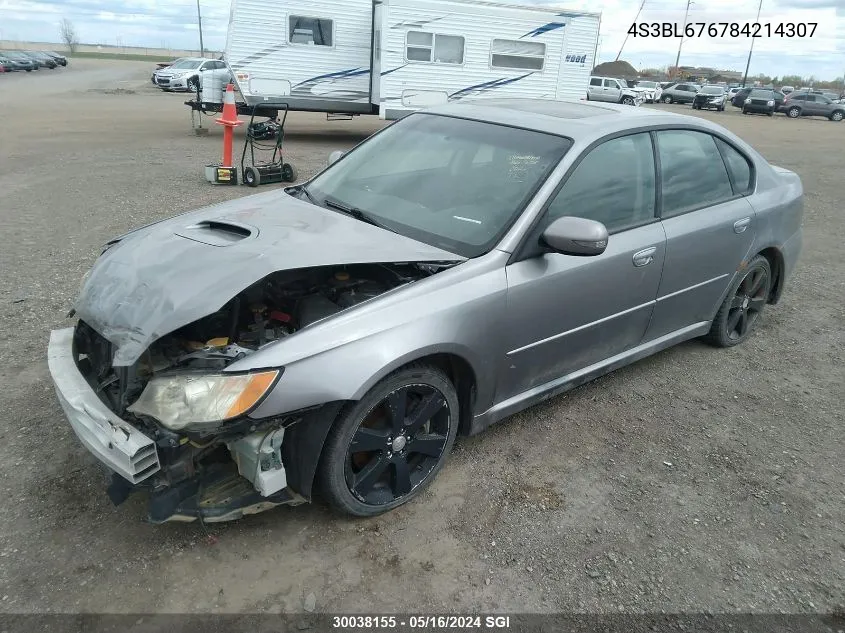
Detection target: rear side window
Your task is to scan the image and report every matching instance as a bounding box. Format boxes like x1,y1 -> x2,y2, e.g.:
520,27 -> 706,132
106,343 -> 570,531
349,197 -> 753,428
656,130 -> 734,217
545,133 -> 656,233
490,39 -> 545,71
289,16 -> 333,46
589,77 -> 602,86
715,139 -> 753,195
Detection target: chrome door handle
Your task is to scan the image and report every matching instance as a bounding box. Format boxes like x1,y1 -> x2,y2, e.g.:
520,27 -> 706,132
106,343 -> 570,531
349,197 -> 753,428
633,247 -> 657,267
734,217 -> 751,233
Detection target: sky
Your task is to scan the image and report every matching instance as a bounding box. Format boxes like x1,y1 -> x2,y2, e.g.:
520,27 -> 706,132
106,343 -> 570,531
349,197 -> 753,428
0,0 -> 842,80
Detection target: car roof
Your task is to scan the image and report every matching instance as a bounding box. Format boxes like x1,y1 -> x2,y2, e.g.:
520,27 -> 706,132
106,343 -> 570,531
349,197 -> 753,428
424,98 -> 726,141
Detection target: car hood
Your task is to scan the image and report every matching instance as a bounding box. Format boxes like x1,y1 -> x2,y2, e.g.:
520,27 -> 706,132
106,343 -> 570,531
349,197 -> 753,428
74,188 -> 465,366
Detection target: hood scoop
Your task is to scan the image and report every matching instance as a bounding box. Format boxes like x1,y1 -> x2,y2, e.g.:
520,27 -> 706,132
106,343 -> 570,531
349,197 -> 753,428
173,220 -> 257,247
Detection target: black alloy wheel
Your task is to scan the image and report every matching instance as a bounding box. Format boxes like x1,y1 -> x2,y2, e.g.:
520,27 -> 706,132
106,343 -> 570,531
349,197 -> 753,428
704,255 -> 771,347
319,365 -> 459,516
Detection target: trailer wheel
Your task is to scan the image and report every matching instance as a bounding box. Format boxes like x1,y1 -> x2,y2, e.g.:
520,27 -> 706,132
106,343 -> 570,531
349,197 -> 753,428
244,167 -> 260,187
282,163 -> 298,182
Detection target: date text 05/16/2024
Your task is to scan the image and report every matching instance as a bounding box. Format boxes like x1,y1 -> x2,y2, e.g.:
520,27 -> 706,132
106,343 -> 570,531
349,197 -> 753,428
628,22 -> 817,38
331,615 -> 512,629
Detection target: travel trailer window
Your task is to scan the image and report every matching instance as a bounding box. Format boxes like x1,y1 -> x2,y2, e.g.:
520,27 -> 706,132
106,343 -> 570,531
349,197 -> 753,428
289,16 -> 334,46
406,31 -> 465,64
490,39 -> 545,71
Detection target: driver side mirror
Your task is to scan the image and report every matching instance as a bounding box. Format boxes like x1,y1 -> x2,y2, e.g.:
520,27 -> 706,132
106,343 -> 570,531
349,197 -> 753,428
327,150 -> 346,167
541,216 -> 609,256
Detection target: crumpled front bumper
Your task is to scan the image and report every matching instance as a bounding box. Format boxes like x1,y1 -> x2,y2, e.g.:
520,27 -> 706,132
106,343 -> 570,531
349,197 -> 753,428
47,327 -> 160,484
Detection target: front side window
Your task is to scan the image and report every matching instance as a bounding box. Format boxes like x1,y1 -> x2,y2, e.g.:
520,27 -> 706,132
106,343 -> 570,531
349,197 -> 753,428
656,130 -> 734,218
544,133 -> 656,233
289,16 -> 333,46
305,114 -> 571,257
490,39 -> 545,71
604,79 -> 619,88
405,31 -> 465,64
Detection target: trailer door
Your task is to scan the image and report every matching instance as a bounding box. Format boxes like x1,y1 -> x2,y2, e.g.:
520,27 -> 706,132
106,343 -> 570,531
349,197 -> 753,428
370,0 -> 383,105
556,15 -> 598,101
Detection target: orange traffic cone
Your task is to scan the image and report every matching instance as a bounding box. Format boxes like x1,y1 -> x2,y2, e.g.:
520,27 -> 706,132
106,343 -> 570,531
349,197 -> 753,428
215,84 -> 243,170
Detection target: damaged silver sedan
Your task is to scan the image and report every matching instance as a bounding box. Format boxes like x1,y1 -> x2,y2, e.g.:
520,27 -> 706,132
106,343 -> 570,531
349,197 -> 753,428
48,99 -> 803,522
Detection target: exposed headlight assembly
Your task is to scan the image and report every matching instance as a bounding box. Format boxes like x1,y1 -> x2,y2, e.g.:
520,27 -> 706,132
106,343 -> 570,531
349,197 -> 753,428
128,370 -> 280,431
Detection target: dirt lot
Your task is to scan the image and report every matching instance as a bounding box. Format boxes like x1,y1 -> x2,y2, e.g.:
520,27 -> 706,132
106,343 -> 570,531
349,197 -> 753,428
0,59 -> 842,615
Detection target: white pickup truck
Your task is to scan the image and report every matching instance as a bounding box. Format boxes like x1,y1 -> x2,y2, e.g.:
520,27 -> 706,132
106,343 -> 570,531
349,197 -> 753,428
586,76 -> 643,106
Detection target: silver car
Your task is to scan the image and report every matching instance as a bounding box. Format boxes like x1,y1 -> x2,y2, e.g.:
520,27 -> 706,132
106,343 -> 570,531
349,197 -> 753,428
48,100 -> 803,523
153,57 -> 229,92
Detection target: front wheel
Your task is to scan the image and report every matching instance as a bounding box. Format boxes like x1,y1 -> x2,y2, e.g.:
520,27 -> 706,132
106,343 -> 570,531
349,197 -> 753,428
243,166 -> 260,187
318,365 -> 460,517
187,76 -> 199,92
831,110 -> 844,122
621,96 -> 635,106
703,255 -> 772,348
281,162 -> 297,182
787,106 -> 801,118
663,95 -> 673,104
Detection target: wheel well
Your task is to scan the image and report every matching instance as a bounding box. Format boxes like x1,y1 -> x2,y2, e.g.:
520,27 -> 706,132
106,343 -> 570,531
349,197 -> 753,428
758,247 -> 785,304
398,353 -> 477,437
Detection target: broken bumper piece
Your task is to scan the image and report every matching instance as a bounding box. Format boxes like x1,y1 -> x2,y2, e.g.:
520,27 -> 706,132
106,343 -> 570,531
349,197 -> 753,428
48,328 -> 160,484
48,327 -> 306,523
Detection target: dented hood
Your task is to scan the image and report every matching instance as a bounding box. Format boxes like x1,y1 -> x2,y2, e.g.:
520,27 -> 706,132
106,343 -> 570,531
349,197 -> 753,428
74,188 -> 463,366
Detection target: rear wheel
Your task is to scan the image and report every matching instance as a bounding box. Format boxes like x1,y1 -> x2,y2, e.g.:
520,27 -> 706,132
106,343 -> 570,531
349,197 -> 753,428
787,106 -> 801,118
703,255 -> 771,348
243,167 -> 260,187
318,365 -> 459,517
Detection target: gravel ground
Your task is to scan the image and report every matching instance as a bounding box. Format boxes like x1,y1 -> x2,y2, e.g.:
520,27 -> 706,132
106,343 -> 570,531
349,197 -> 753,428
0,60 -> 842,615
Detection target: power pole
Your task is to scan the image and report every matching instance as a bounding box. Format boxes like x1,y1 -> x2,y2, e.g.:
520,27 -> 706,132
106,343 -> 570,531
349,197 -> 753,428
741,0 -> 763,87
673,0 -> 693,78
616,0 -> 647,61
196,0 -> 205,57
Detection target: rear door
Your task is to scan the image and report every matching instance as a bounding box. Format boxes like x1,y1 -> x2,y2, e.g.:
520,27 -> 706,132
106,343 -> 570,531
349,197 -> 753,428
587,77 -> 603,100
644,129 -> 757,340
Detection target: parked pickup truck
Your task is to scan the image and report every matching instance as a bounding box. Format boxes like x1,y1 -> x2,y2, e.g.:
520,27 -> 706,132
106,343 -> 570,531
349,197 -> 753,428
586,76 -> 643,106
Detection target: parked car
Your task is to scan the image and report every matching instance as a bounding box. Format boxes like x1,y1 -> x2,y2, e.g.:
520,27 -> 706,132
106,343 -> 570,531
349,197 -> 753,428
41,51 -> 68,66
632,80 -> 662,103
731,88 -> 753,107
742,88 -> 778,116
726,87 -> 742,100
780,92 -> 845,121
151,58 -> 185,84
780,85 -> 794,95
153,57 -> 230,92
692,85 -> 727,111
0,54 -> 33,72
48,100 -> 804,522
19,51 -> 57,69
586,76 -> 642,106
660,83 -> 700,104
1,51 -> 38,71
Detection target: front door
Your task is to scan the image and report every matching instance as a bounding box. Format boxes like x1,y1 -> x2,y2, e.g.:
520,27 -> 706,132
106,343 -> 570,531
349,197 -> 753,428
645,129 -> 757,340
498,132 -> 665,401
603,78 -> 621,102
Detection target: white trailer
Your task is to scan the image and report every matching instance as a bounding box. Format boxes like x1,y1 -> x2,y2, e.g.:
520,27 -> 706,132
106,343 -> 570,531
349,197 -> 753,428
216,0 -> 601,120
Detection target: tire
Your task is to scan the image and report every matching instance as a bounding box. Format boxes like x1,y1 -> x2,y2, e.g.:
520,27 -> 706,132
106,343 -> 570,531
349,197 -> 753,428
703,255 -> 772,348
187,76 -> 199,92
663,95 -> 673,104
243,167 -> 260,187
318,364 -> 460,517
768,112 -> 773,117
719,105 -> 725,111
787,106 -> 801,118
281,162 -> 297,182
830,110 -> 844,122
621,96 -> 635,106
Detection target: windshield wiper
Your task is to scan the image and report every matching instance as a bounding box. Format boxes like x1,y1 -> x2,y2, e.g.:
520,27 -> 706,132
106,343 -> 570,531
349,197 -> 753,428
289,183 -> 320,206
322,196 -> 394,232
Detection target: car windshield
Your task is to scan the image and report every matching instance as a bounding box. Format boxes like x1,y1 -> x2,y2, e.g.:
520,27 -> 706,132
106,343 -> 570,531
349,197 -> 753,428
701,86 -> 724,94
170,59 -> 203,69
749,89 -> 773,98
304,114 -> 572,258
